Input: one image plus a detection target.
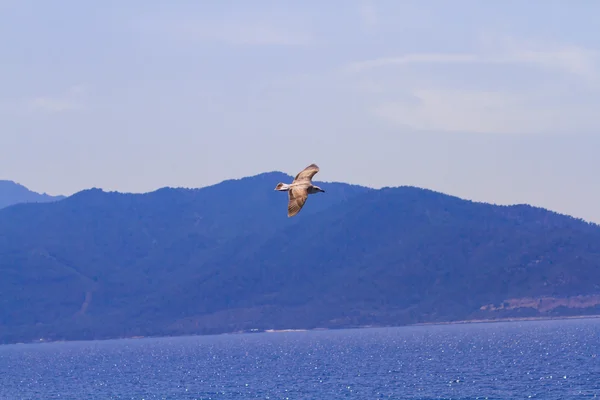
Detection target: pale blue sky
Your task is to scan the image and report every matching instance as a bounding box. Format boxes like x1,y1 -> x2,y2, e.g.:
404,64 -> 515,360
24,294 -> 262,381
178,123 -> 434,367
1,0 -> 599,222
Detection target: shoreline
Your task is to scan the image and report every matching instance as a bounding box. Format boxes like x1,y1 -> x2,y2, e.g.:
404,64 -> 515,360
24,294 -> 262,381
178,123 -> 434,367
5,314 -> 600,346
407,313 -> 600,327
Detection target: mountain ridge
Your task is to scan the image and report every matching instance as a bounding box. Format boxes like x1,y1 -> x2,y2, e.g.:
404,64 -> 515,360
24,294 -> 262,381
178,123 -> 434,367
0,180 -> 65,210
0,172 -> 599,344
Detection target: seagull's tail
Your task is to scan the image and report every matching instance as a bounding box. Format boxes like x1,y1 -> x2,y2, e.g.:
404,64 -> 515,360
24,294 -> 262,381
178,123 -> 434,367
274,183 -> 290,191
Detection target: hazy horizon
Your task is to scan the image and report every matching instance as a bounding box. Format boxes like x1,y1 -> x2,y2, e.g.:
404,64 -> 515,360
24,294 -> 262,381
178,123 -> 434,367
2,0 -> 599,223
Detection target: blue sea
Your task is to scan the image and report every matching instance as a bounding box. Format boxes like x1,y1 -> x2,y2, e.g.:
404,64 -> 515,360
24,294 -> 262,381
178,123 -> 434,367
1,318 -> 599,399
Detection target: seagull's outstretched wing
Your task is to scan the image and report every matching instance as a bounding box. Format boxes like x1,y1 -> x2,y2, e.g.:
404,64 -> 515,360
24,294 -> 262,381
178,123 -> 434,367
293,164 -> 319,183
288,187 -> 309,217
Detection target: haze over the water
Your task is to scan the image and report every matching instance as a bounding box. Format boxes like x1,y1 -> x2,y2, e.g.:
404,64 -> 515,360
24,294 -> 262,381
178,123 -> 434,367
1,0 -> 599,223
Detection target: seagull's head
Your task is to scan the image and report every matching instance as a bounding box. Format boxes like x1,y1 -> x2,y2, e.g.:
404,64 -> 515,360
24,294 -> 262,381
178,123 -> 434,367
314,185 -> 325,193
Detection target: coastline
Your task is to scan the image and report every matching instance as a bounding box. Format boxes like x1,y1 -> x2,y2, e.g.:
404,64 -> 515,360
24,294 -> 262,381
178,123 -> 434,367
407,314 -> 600,327
5,313 -> 600,346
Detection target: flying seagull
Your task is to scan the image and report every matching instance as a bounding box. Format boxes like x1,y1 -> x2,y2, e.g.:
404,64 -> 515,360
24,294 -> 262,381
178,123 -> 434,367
275,163 -> 325,217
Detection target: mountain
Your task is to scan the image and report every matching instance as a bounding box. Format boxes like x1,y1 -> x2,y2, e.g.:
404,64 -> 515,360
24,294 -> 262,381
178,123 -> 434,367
0,180 -> 65,209
1,172 -> 599,344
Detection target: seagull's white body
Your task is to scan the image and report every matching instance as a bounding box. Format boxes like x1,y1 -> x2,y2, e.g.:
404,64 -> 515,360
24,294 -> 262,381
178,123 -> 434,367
274,163 -> 325,217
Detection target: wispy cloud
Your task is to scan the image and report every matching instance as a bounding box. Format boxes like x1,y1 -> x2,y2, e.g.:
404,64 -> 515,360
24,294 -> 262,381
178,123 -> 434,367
345,38 -> 599,80
341,35 -> 600,135
346,53 -> 480,73
374,89 -> 536,134
373,88 -> 600,135
30,85 -> 87,113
